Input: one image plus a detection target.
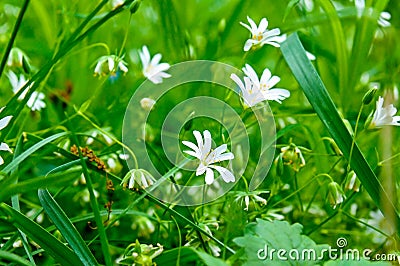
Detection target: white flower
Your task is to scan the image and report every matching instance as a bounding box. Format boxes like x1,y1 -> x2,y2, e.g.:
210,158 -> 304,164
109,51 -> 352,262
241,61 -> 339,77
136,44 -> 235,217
7,47 -> 30,71
27,91 -> 46,111
355,0 -> 391,27
7,71 -> 45,111
242,65 -> 290,103
110,0 -> 124,9
140,97 -> 156,111
368,96 -> 400,128
122,169 -> 156,189
299,0 -> 314,12
0,112 -> 13,166
93,55 -> 128,77
240,16 -> 285,51
139,46 -> 171,84
378,12 -> 391,28
182,130 -> 234,185
230,74 -> 268,107
86,128 -> 114,145
7,70 -> 30,99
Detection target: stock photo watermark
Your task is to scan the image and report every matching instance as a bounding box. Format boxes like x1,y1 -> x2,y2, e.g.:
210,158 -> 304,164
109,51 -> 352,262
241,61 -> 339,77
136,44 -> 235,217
257,237 -> 400,263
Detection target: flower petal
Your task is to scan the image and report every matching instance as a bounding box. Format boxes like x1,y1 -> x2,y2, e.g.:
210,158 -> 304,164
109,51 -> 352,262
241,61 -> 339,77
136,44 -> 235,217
0,115 -> 13,130
204,168 -> 215,185
209,165 -> 235,183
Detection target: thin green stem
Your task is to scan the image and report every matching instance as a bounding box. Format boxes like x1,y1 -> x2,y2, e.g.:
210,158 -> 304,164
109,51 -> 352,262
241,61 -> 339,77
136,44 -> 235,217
118,13 -> 133,57
347,103 -> 364,172
0,0 -> 30,79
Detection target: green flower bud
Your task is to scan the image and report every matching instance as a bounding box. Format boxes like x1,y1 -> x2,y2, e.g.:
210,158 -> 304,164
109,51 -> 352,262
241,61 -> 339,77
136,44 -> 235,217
362,86 -> 378,105
129,0 -> 141,14
327,181 -> 345,209
344,171 -> 361,192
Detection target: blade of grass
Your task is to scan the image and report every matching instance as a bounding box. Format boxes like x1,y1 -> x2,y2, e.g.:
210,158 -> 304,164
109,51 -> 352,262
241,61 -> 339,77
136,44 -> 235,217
0,250 -> 33,266
0,203 -> 83,265
0,0 -> 30,79
0,168 -> 80,201
281,33 -> 400,234
318,0 -> 348,105
38,189 -> 98,266
2,131 -> 69,175
67,118 -> 112,266
10,135 -> 36,265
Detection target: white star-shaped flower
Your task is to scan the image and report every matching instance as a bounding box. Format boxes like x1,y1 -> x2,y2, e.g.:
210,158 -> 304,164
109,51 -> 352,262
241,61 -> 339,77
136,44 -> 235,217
139,45 -> 171,84
240,16 -> 285,51
368,96 -> 400,128
182,130 -> 234,185
242,64 -> 290,104
230,74 -> 268,108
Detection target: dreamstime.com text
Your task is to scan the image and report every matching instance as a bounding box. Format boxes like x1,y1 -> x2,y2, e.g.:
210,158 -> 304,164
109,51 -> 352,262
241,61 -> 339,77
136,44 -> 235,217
257,237 -> 400,263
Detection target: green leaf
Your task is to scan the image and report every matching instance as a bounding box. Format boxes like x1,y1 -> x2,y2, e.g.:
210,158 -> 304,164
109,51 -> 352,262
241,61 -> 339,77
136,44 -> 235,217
2,132 -> 69,175
0,168 -> 80,202
154,247 -> 227,266
0,203 -> 83,265
233,219 -> 329,265
324,259 -> 391,265
280,33 -> 399,232
38,189 -> 98,266
0,250 -> 33,266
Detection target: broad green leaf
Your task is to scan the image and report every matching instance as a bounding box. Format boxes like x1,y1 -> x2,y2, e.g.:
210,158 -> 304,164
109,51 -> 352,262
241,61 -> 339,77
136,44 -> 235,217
324,259 -> 390,265
0,250 -> 33,266
0,203 -> 83,265
154,247 -> 227,266
38,189 -> 98,266
280,33 -> 399,233
233,219 -> 329,265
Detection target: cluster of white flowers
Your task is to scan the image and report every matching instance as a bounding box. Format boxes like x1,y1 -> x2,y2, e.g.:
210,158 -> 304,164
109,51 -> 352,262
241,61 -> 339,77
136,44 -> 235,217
93,46 -> 171,85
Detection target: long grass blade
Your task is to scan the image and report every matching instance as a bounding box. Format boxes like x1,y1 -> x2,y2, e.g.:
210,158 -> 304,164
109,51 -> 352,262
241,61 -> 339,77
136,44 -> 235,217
0,203 -> 83,265
280,33 -> 399,233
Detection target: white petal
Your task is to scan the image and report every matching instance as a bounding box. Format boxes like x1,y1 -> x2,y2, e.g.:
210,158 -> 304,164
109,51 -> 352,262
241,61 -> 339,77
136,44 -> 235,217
182,140 -> 200,153
242,64 -> 260,88
192,130 -> 203,152
258,18 -> 268,32
243,39 -> 254,51
209,165 -> 235,183
230,74 -> 245,92
0,156 -> 3,165
150,53 -> 162,66
260,68 -> 272,87
246,16 -> 258,33
0,142 -> 12,152
202,130 -> 212,158
0,115 -> 13,130
204,168 -> 215,185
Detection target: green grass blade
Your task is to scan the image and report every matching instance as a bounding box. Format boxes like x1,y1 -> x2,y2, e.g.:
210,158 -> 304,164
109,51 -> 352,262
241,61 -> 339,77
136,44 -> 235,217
0,250 -> 33,266
38,189 -> 98,266
319,0 -> 348,102
0,203 -> 83,265
0,168 -> 80,201
2,132 -> 69,175
280,33 -> 399,232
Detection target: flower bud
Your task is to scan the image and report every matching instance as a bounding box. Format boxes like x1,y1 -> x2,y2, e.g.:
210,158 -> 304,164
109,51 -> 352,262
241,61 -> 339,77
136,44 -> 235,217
280,143 -> 306,172
344,171 -> 361,192
7,47 -> 31,73
327,181 -> 345,209
129,0 -> 141,14
140,97 -> 156,111
362,86 -> 378,105
121,169 -> 156,190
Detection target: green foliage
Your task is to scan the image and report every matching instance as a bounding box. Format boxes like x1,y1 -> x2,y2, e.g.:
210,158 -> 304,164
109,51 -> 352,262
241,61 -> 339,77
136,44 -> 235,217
233,219 -> 329,265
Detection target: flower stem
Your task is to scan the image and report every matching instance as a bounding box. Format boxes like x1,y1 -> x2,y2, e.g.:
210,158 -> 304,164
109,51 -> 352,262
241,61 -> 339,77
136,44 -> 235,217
347,103 -> 364,172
